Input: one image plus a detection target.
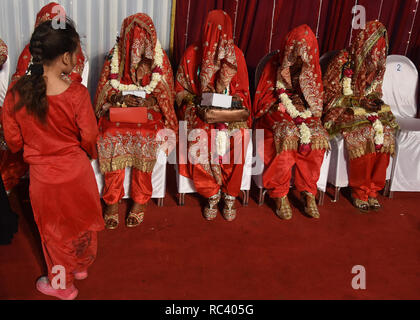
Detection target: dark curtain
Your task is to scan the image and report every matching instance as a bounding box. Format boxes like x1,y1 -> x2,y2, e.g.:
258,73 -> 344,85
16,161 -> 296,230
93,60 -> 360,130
173,0 -> 420,71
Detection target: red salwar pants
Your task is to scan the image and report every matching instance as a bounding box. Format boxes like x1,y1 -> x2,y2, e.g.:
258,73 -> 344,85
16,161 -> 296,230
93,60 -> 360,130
181,129 -> 248,199
42,231 -> 97,288
263,149 -> 325,198
188,162 -> 244,198
103,168 -> 152,205
349,152 -> 390,201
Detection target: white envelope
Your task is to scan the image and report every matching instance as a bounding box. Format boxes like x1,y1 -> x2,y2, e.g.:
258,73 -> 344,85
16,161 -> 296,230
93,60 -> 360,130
201,92 -> 232,109
122,90 -> 146,98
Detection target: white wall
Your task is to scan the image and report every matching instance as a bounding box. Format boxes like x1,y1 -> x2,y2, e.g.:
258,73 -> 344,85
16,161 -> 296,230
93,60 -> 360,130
0,0 -> 173,97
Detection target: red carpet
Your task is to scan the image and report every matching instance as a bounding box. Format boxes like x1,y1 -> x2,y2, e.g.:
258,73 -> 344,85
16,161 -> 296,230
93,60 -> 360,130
1,166 -> 419,300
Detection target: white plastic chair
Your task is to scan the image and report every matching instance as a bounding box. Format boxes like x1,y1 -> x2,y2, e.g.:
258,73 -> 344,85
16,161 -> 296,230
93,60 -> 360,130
382,55 -> 420,196
0,57 -> 10,106
252,51 -> 331,206
81,59 -> 89,88
176,139 -> 253,206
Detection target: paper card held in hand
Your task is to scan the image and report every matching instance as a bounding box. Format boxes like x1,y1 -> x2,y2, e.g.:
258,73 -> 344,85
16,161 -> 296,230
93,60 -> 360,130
122,90 -> 146,98
201,93 -> 232,109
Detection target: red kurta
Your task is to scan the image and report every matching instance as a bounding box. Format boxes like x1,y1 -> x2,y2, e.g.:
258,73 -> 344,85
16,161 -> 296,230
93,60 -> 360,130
2,82 -> 103,285
1,2 -> 86,192
175,10 -> 252,199
253,25 -> 329,198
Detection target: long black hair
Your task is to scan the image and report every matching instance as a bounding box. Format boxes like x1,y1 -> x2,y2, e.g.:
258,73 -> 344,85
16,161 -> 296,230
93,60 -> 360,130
12,18 -> 80,123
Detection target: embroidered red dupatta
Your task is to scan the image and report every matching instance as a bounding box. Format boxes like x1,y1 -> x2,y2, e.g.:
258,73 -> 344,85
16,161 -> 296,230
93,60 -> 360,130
94,13 -> 177,174
11,2 -> 86,84
323,21 -> 398,159
175,10 -> 251,196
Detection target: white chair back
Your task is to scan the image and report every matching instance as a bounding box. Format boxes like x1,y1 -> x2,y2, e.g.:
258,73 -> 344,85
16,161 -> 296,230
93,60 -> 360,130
81,59 -> 89,88
0,57 -> 10,106
382,55 -> 419,118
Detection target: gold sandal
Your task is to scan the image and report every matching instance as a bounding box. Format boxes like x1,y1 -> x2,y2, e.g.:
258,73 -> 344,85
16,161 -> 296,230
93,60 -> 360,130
203,191 -> 221,221
275,196 -> 292,220
368,197 -> 381,210
126,211 -> 145,228
353,198 -> 370,213
301,192 -> 320,219
222,193 -> 237,222
126,203 -> 147,228
104,204 -> 119,230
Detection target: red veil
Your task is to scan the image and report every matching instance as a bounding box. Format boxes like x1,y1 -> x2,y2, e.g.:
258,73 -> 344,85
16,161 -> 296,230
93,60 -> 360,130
199,10 -> 238,94
254,24 -> 324,119
11,2 -> 86,84
176,9 -> 251,125
94,13 -> 177,133
323,21 -> 397,159
324,21 -> 389,113
254,25 -> 328,154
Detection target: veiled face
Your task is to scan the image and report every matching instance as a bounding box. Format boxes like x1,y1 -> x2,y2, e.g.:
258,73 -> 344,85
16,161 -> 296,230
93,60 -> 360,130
117,13 -> 157,85
135,57 -> 152,84
290,56 -> 303,75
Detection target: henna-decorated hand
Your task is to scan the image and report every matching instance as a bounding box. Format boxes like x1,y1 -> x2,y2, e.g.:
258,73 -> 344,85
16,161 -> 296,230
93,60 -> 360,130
232,94 -> 242,102
110,92 -> 123,105
144,96 -> 157,108
123,95 -> 144,107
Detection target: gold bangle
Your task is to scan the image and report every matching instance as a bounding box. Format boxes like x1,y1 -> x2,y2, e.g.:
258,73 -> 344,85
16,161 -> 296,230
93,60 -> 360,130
183,94 -> 196,105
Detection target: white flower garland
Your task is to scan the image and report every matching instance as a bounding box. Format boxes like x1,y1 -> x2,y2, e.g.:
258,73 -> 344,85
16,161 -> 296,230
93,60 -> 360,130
110,39 -> 164,94
276,81 -> 312,145
216,130 -> 229,157
368,113 -> 385,147
342,70 -> 384,149
342,76 -> 354,96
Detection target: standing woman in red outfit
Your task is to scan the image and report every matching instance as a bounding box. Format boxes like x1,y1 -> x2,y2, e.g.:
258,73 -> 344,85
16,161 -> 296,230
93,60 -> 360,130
2,20 -> 103,300
1,2 -> 86,194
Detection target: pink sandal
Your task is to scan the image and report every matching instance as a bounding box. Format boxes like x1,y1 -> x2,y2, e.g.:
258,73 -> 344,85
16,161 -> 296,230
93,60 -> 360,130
36,276 -> 78,300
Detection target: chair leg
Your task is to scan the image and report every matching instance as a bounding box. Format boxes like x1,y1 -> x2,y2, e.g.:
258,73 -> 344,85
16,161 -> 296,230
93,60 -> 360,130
331,187 -> 340,203
258,188 -> 263,206
388,191 -> 394,199
383,180 -> 390,197
178,193 -> 185,206
318,191 -> 325,206
157,198 -> 164,207
241,190 -> 249,207
258,188 -> 268,206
